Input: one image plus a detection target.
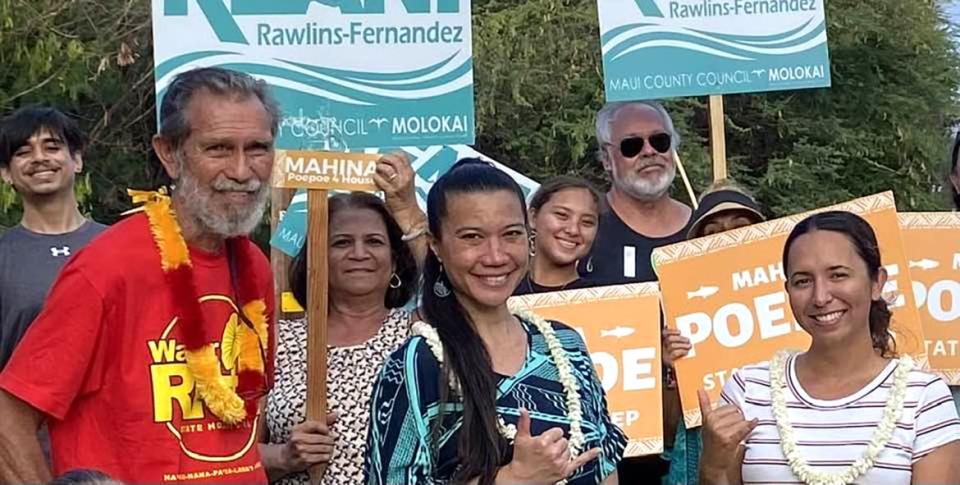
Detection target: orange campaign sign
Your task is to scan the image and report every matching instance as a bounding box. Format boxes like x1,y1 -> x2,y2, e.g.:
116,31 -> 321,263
899,212 -> 960,385
509,283 -> 663,457
652,192 -> 927,428
272,150 -> 380,191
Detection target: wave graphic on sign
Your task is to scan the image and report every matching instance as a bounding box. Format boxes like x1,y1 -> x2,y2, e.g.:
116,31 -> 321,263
154,51 -> 473,106
601,18 -> 827,63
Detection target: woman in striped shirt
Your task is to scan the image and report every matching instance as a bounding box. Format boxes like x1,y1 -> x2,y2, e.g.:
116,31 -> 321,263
699,211 -> 960,484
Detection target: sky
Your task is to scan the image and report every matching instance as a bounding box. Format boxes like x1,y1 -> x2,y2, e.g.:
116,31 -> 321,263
948,1 -> 960,29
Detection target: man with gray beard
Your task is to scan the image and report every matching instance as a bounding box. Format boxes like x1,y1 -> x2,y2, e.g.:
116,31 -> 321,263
0,67 -> 279,484
583,100 -> 692,285
581,100 -> 693,480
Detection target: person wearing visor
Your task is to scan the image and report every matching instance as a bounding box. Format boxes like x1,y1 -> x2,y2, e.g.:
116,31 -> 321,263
661,180 -> 767,485
685,180 -> 765,238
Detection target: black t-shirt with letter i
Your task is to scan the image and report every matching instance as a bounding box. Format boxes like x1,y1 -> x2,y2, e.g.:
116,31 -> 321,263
583,206 -> 691,285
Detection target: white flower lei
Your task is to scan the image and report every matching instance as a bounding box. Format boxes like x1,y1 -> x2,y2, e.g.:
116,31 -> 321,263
769,350 -> 914,485
410,302 -> 585,485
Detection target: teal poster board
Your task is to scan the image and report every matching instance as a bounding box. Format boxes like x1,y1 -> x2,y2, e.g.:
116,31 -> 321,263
152,0 -> 475,150
598,0 -> 831,100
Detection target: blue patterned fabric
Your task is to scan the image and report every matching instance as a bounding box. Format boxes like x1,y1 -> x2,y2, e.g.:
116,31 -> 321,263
364,319 -> 627,484
662,419 -> 702,485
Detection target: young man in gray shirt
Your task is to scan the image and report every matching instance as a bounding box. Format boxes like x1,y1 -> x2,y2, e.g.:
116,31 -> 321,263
0,106 -> 105,370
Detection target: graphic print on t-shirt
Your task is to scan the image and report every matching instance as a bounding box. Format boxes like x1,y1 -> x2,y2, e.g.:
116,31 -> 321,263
148,293 -> 260,474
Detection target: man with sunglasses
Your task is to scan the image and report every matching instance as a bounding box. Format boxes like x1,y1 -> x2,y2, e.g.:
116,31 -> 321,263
583,100 -> 693,481
0,68 -> 278,484
585,100 -> 692,286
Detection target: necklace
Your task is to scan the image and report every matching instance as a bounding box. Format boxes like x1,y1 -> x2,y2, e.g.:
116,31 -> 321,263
129,188 -> 269,425
769,350 -> 913,485
521,273 -> 577,294
411,301 -> 584,485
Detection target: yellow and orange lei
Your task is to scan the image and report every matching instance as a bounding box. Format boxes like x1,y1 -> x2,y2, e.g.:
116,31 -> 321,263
130,189 -> 269,425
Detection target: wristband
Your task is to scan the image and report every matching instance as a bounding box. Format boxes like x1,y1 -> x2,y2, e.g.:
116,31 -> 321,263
401,225 -> 427,242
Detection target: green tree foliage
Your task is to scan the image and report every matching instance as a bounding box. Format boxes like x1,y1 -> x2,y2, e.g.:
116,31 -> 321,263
0,0 -> 958,232
0,0 -> 156,228
474,0 -> 960,215
725,0 -> 960,215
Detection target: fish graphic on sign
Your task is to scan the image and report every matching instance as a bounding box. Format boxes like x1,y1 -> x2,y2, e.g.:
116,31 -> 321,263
687,286 -> 719,300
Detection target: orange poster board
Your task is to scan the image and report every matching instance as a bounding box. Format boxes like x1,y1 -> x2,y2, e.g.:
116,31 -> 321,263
652,192 -> 927,428
899,212 -> 960,385
509,283 -> 663,457
272,150 -> 379,191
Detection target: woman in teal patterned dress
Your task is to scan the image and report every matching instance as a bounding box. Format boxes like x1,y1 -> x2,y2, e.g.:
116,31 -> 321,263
364,159 -> 626,484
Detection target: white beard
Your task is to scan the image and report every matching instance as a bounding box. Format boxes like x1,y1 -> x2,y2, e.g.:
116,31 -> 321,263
612,160 -> 677,202
175,164 -> 269,238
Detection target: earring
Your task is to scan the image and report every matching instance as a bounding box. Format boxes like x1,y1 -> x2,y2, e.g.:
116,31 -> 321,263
389,273 -> 402,289
433,265 -> 451,298
528,230 -> 537,257
585,256 -> 594,274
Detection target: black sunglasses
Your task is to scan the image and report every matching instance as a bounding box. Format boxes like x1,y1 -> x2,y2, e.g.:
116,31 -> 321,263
616,133 -> 672,158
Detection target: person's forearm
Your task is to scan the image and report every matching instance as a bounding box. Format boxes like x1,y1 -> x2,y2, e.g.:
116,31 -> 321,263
0,432 -> 50,483
0,393 -> 50,483
257,443 -> 291,482
662,384 -> 683,449
699,464 -> 737,485
465,465 -> 522,485
393,206 -> 428,269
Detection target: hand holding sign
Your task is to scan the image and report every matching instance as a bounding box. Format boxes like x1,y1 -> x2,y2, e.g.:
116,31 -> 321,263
498,408 -> 601,485
662,327 -> 692,367
698,389 -> 756,483
282,413 -> 339,473
373,152 -> 418,216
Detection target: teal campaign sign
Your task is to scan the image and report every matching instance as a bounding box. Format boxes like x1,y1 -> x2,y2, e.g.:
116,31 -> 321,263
270,146 -> 540,257
598,0 -> 831,100
151,0 -> 475,150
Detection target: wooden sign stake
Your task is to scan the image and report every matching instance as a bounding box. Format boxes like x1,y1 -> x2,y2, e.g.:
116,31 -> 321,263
708,95 -> 728,181
305,189 -> 330,483
270,150 -> 384,484
673,151 -> 699,210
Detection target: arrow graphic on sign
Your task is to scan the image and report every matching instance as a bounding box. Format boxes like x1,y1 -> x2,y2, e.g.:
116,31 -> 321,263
908,258 -> 940,270
601,326 -> 636,339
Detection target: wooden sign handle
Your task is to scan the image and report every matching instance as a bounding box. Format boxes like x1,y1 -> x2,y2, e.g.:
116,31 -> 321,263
673,151 -> 699,210
306,189 -> 329,483
708,95 -> 728,181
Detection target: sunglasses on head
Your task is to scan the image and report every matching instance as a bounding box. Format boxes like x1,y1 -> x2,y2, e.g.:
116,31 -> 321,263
616,133 -> 672,158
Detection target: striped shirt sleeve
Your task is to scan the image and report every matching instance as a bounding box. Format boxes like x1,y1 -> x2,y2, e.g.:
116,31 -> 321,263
720,367 -> 750,411
912,375 -> 960,463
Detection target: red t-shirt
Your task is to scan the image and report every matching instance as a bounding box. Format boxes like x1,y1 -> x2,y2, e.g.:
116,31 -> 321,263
0,213 -> 275,484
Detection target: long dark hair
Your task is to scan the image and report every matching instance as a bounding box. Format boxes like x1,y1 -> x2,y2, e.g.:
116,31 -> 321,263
782,211 -> 895,357
422,158 -> 528,484
289,192 -> 417,309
